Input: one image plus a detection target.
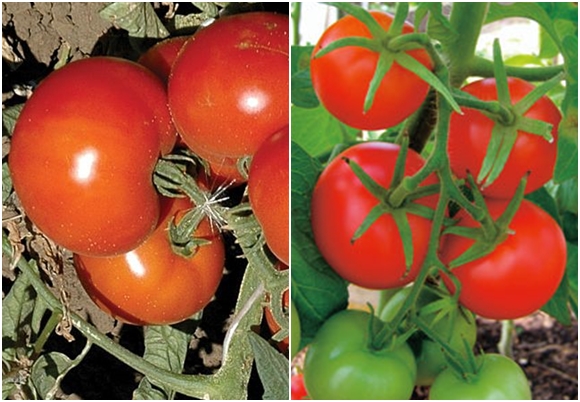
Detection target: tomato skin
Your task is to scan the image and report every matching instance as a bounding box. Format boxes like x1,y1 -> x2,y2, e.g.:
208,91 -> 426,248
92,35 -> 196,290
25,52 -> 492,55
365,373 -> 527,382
9,57 -> 175,257
311,142 -> 438,289
138,36 -> 189,84
448,77 -> 561,199
169,12 -> 289,160
74,196 -> 224,325
311,10 -> 432,130
303,309 -> 416,400
440,199 -> 567,320
291,372 -> 308,400
248,127 -> 289,264
379,286 -> 477,386
429,353 -> 532,400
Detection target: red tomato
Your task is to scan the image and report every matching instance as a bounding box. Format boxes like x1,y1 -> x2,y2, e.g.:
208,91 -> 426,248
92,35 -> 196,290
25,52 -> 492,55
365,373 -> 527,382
138,36 -> 189,84
291,372 -> 309,400
448,77 -> 561,199
311,142 -> 438,289
169,12 -> 289,160
74,196 -> 224,325
9,57 -> 176,256
310,10 -> 433,130
248,127 -> 289,264
440,199 -> 566,320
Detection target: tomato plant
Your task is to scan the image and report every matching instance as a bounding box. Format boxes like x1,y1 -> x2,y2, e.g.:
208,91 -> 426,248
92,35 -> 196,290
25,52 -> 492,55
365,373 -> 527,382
448,77 -> 561,199
74,196 -> 224,325
440,199 -> 567,320
8,56 -> 176,257
169,11 -> 289,160
429,353 -> 532,400
303,309 -> 417,400
311,141 -> 438,289
248,126 -> 290,264
310,10 -> 433,130
379,286 -> 477,386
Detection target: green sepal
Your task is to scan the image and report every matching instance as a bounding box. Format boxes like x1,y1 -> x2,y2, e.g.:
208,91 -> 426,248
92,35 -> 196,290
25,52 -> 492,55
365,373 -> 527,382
514,71 -> 565,115
364,52 -> 395,113
351,204 -> 390,244
478,124 -> 518,189
323,2 -> 385,38
392,209 -> 414,273
342,157 -> 390,200
394,51 -> 461,113
313,36 -> 379,59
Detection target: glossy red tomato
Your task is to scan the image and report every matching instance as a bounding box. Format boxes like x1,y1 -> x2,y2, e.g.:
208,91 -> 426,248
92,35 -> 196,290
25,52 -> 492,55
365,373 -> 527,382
138,36 -> 189,84
9,57 -> 176,256
440,199 -> 566,320
310,10 -> 433,130
448,77 -> 561,199
248,127 -> 289,264
74,196 -> 225,325
311,142 -> 438,289
169,12 -> 289,160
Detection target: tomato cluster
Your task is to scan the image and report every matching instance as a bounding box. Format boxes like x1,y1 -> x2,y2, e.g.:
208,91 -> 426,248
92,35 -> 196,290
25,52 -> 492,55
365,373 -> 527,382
297,5 -> 568,400
9,11 -> 289,327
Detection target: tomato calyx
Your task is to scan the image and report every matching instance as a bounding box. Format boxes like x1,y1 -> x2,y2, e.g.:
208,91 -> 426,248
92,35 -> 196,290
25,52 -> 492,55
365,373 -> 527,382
316,2 -> 460,115
454,40 -> 563,191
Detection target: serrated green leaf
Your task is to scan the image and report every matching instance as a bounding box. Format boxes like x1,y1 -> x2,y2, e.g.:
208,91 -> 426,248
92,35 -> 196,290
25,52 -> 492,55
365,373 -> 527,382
30,352 -> 73,399
248,332 -> 289,400
135,322 -> 194,399
291,142 -> 348,346
556,178 -> 578,215
2,104 -> 24,137
291,105 -> 358,158
99,3 -> 169,39
292,69 -> 319,109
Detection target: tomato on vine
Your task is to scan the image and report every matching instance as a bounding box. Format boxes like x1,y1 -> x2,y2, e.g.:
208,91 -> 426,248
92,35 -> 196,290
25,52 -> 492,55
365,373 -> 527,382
9,57 -> 176,257
74,196 -> 224,325
429,353 -> 532,400
303,309 -> 417,400
310,10 -> 433,130
311,142 -> 438,289
448,77 -> 561,199
440,199 -> 567,320
169,12 -> 289,160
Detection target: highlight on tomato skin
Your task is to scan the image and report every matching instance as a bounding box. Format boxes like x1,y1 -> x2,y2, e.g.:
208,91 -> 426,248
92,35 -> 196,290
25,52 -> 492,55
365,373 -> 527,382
8,56 -> 177,257
310,10 -> 433,130
73,196 -> 225,326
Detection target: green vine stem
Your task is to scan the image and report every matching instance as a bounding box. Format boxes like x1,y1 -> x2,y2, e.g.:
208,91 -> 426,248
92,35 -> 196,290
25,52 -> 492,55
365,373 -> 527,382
291,2 -> 301,45
498,320 -> 516,359
445,2 -> 490,87
469,56 -> 565,82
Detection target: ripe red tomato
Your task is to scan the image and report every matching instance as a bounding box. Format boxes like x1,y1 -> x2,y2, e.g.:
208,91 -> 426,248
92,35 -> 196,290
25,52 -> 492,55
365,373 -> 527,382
440,199 -> 567,320
311,142 -> 438,289
310,10 -> 433,130
291,372 -> 309,400
448,77 -> 561,199
248,127 -> 289,264
9,57 -> 176,256
138,36 -> 189,84
169,12 -> 289,160
74,196 -> 225,325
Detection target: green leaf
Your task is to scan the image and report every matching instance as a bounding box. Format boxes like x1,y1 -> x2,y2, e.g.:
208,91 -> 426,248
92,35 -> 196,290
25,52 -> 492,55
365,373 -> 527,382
556,178 -> 578,216
415,3 -> 458,44
291,142 -> 348,346
554,106 -> 578,183
99,3 -> 169,39
248,332 -> 289,400
3,163 -> 12,204
2,270 -> 36,347
526,187 -> 561,223
30,342 -> 91,400
291,105 -> 358,158
134,322 -> 193,399
2,103 -> 24,137
541,243 -> 578,324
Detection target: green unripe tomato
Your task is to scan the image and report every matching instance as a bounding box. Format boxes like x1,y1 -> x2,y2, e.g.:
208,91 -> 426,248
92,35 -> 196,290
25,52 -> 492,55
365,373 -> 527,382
429,353 -> 532,400
291,300 -> 301,358
379,286 -> 477,386
304,309 -> 417,400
